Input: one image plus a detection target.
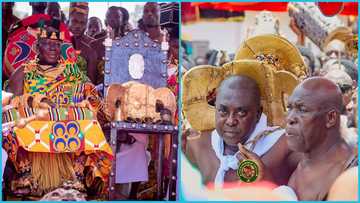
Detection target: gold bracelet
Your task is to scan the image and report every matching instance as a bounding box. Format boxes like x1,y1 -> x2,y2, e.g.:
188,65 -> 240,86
32,93 -> 48,108
10,96 -> 21,108
186,131 -> 202,140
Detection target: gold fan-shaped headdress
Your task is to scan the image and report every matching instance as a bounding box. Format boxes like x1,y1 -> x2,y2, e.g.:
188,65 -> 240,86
182,60 -> 299,131
235,34 -> 308,78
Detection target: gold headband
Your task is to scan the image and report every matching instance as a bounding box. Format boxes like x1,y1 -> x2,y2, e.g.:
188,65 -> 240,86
38,29 -> 65,41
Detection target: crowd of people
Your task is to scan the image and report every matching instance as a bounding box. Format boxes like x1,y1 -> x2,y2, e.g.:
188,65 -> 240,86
2,2 -> 179,201
181,7 -> 358,201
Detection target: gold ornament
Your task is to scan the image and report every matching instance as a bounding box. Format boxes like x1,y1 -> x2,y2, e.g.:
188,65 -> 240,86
182,59 -> 299,131
40,29 -> 47,38
235,34 -> 308,78
50,32 -> 57,40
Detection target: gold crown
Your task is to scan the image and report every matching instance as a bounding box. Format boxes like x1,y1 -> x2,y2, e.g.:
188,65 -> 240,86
182,59 -> 299,131
38,29 -> 65,41
235,34 -> 308,78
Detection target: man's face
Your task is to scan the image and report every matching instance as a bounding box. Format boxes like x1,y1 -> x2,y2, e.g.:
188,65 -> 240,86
341,85 -> 353,107
37,38 -> 61,65
285,87 -> 327,152
324,39 -> 347,61
87,19 -> 102,37
106,8 -> 123,29
68,12 -> 88,37
215,87 -> 260,146
30,2 -> 47,12
46,3 -> 61,20
142,3 -> 160,27
346,94 -> 356,127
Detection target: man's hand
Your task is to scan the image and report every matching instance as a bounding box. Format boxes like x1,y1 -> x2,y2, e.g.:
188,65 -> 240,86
237,144 -> 273,182
2,91 -> 13,106
39,98 -> 56,108
289,18 -> 305,46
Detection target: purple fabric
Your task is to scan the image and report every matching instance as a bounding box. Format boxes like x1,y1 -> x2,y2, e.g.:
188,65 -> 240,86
115,133 -> 149,183
2,148 -> 7,181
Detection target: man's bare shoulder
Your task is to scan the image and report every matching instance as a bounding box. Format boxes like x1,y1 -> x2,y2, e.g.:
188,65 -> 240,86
262,133 -> 290,161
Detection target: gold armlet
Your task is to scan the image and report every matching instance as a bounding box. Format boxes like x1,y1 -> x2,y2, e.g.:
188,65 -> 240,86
186,131 -> 202,141
32,93 -> 48,108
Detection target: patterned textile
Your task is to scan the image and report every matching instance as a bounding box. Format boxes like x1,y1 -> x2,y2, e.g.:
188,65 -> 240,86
23,60 -> 88,107
3,14 -> 76,77
76,54 -> 88,78
13,120 -> 111,154
2,58 -> 112,198
3,107 -> 94,123
2,119 -> 112,197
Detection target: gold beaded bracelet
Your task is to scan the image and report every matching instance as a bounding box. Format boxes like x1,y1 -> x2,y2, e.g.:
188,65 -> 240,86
186,130 -> 202,141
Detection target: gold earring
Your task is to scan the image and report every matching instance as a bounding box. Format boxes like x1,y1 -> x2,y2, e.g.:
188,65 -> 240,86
50,32 -> 57,40
40,30 -> 47,38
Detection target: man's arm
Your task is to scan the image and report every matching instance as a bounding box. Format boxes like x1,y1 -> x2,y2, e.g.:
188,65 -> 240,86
7,66 -> 24,96
84,46 -> 99,84
262,134 -> 294,185
89,37 -> 105,62
184,129 -> 202,168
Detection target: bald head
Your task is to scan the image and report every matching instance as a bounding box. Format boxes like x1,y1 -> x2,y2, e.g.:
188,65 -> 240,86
286,77 -> 345,153
215,75 -> 262,146
296,77 -> 343,112
216,75 -> 261,108
215,76 -> 262,146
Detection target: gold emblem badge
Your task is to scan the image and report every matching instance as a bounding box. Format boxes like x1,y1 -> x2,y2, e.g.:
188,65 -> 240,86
237,160 -> 259,183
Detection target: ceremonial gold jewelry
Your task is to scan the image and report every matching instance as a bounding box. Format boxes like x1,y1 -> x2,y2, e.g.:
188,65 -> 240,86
32,93 -> 48,109
40,29 -> 47,38
50,32 -> 57,40
186,132 -> 202,141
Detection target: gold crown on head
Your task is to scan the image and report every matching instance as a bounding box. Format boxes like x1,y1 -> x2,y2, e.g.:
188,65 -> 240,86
37,28 -> 65,41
